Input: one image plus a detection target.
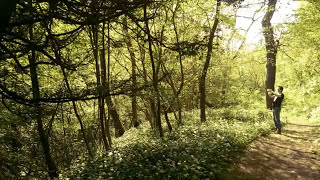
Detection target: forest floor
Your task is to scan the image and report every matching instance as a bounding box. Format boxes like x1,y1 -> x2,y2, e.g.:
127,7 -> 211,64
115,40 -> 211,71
220,118 -> 320,180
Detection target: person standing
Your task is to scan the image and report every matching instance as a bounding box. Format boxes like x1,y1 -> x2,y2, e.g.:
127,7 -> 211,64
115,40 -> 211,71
267,86 -> 284,134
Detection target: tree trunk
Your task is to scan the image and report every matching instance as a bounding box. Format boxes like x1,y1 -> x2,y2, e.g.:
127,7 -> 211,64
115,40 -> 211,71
139,40 -> 155,129
90,23 -> 110,152
28,9 -> 58,178
106,21 -> 112,144
161,61 -> 181,123
123,17 -> 139,128
144,3 -> 163,137
101,21 -> 114,145
101,23 -> 125,138
199,0 -> 221,122
262,0 -> 278,110
172,1 -> 184,125
61,68 -> 93,157
105,96 -> 125,137
164,109 -> 173,132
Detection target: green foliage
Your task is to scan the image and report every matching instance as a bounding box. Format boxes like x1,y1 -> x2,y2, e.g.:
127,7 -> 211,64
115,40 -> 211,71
2,0 -> 319,178
65,106 -> 272,179
206,106 -> 271,123
276,0 -> 320,123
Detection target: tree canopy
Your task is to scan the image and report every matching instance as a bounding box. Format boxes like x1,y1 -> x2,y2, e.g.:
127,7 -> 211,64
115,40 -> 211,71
0,0 -> 319,179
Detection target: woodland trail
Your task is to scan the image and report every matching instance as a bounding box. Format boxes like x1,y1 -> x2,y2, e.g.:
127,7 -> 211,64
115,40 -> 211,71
220,119 -> 320,180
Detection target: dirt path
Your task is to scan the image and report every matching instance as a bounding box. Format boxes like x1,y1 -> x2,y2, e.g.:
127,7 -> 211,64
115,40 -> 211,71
221,119 -> 320,180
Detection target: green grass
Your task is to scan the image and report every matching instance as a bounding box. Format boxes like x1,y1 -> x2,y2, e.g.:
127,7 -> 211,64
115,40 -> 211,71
64,106 -> 273,180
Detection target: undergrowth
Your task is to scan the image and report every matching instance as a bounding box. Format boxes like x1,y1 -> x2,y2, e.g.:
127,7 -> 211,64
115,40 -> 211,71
64,106 -> 273,180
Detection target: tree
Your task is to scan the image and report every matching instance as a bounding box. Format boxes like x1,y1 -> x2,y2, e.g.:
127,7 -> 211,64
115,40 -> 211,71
144,2 -> 163,137
60,67 -> 93,157
199,0 -> 221,122
88,0 -> 110,151
262,0 -> 278,110
122,17 -> 139,128
170,0 -> 184,125
28,1 -> 59,177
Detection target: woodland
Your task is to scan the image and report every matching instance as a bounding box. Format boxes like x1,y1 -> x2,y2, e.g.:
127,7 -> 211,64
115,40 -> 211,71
0,0 -> 320,179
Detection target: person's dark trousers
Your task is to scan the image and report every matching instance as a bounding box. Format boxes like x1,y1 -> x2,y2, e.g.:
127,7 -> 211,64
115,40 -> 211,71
273,107 -> 282,133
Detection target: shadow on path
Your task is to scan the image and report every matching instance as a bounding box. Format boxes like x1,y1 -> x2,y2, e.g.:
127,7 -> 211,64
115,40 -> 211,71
287,123 -> 320,127
220,120 -> 320,180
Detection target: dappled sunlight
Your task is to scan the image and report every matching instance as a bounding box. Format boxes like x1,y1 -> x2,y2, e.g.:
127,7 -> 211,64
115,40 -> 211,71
0,0 -> 319,179
66,107 -> 273,179
221,119 -> 320,180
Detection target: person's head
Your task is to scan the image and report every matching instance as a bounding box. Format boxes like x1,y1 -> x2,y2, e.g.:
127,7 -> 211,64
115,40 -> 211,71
277,86 -> 283,93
